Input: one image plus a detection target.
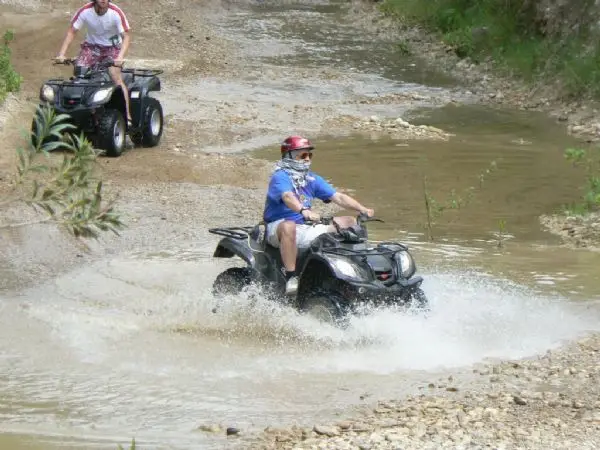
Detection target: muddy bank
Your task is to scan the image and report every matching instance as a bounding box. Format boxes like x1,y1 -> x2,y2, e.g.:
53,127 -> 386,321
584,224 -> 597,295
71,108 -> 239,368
541,212 -> 600,252
346,1 -> 600,144
249,333 -> 600,449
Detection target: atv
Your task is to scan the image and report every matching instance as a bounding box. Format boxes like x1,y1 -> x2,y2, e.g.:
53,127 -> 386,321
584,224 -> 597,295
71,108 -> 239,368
34,58 -> 164,157
208,214 -> 427,325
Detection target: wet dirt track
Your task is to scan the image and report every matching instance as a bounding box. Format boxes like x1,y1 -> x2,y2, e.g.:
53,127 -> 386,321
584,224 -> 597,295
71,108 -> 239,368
1,1 -> 600,449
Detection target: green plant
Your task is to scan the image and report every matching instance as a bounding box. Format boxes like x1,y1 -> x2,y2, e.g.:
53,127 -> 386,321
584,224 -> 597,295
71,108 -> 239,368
0,30 -> 23,103
117,438 -> 136,450
0,104 -> 124,238
565,147 -> 600,212
379,0 -> 600,99
421,160 -> 498,241
496,219 -> 507,248
396,39 -> 412,56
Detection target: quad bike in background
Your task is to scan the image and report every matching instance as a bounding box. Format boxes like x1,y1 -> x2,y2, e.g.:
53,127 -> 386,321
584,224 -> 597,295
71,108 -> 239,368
34,58 -> 164,156
209,213 -> 428,326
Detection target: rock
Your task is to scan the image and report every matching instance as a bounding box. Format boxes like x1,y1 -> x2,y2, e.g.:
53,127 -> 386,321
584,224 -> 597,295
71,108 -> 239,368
352,422 -> 373,432
395,117 -> 411,128
226,427 -> 240,436
513,395 -> 528,406
411,422 -> 427,438
336,421 -> 352,430
197,424 -> 222,433
385,432 -> 404,442
374,407 -> 392,414
313,425 -> 340,437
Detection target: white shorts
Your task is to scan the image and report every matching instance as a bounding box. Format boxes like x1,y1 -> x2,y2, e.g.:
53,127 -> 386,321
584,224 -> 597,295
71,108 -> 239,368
266,219 -> 331,248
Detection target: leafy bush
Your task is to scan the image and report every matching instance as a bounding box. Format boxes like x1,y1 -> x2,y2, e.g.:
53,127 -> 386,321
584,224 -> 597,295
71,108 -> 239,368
380,0 -> 600,98
565,147 -> 600,212
0,30 -> 22,103
1,104 -> 124,238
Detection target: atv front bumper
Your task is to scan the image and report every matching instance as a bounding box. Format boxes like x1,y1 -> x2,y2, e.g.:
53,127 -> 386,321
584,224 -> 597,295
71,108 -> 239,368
341,276 -> 424,307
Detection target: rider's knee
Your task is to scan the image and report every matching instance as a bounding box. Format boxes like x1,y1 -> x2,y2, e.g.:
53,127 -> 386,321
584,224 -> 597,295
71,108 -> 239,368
334,216 -> 356,228
279,221 -> 297,240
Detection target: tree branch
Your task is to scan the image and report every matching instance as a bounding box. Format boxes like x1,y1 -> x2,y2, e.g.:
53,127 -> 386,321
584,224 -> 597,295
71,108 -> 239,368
0,217 -> 52,229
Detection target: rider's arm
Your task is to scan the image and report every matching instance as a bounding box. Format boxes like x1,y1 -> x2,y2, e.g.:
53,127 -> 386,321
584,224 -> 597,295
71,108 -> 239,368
116,32 -> 131,62
330,192 -> 370,214
282,191 -> 305,213
57,26 -> 78,58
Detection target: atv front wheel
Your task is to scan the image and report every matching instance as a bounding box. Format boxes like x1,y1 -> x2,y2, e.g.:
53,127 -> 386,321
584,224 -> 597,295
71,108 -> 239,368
212,267 -> 257,297
98,109 -> 126,157
300,289 -> 348,327
131,98 -> 163,147
408,287 -> 429,311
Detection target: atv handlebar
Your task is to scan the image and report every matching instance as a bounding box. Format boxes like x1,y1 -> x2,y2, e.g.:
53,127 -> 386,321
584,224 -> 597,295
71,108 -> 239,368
53,58 -> 78,66
53,57 -> 121,69
305,213 -> 383,226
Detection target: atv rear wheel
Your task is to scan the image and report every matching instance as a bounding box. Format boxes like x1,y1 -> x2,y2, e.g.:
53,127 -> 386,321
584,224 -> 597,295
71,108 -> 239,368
131,98 -> 163,147
212,267 -> 257,297
97,109 -> 126,157
300,289 -> 348,327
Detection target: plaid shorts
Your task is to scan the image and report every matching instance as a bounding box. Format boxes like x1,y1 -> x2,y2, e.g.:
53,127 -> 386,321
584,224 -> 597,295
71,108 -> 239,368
76,43 -> 120,67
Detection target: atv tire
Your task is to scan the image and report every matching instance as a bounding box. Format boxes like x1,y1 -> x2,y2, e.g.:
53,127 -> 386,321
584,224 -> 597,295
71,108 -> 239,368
408,287 -> 429,311
131,98 -> 163,147
300,288 -> 348,327
97,109 -> 126,157
212,267 -> 257,297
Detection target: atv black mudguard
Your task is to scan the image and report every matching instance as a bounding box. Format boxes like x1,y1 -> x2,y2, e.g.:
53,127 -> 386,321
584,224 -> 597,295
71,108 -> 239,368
213,237 -> 256,268
128,76 -> 161,130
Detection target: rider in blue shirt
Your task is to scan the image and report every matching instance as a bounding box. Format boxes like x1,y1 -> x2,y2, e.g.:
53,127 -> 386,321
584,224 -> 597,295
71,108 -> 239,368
263,136 -> 374,295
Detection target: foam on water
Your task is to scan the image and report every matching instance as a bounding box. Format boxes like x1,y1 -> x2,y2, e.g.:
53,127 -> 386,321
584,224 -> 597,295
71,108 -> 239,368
12,255 -> 597,377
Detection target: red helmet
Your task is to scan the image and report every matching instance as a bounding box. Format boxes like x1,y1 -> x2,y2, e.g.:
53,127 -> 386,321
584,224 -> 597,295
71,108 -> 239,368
280,135 -> 314,154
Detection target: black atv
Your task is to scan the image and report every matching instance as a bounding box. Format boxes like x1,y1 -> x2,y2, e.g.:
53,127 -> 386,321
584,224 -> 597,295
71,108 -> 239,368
209,214 -> 427,325
34,58 -> 164,157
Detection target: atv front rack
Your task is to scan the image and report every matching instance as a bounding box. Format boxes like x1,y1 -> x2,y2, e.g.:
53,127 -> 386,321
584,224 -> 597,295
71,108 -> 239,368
209,226 -> 254,240
319,238 -> 409,258
45,78 -> 110,88
122,68 -> 164,82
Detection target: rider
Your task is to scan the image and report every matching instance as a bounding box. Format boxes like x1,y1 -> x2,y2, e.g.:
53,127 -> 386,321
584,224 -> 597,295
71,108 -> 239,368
55,0 -> 132,125
264,136 -> 375,295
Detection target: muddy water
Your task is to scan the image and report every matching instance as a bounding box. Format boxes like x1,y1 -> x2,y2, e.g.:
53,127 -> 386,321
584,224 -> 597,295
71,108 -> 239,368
255,105 -> 600,300
3,1 -> 600,450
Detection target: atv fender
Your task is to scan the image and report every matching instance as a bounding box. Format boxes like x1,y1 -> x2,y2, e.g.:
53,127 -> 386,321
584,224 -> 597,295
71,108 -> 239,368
303,254 -> 361,282
297,255 -> 336,295
213,237 -> 256,267
129,79 -> 161,130
105,87 -> 128,120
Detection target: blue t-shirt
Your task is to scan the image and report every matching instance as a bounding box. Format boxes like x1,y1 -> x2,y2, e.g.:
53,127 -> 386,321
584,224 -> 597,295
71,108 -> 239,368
263,170 -> 336,224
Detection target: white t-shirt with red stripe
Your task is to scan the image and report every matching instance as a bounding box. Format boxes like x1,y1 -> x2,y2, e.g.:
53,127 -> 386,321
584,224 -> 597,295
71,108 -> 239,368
71,2 -> 130,47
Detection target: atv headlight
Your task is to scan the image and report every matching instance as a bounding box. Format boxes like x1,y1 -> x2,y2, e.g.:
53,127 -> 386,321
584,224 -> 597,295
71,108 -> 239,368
40,84 -> 55,102
92,88 -> 112,104
394,251 -> 416,279
326,255 -> 371,281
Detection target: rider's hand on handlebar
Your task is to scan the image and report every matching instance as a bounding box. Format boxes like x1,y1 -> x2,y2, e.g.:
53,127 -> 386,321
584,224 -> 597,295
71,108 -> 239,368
361,208 -> 375,218
301,209 -> 320,222
54,55 -> 66,64
113,59 -> 124,68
